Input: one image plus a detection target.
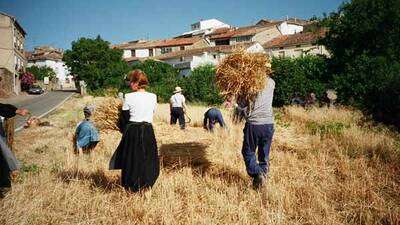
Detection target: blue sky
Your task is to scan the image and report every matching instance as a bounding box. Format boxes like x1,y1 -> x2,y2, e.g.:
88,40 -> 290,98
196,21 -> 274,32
0,0 -> 344,51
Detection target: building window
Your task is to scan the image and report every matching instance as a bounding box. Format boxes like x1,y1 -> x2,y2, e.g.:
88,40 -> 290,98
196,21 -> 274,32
215,39 -> 230,46
161,47 -> 172,54
213,55 -> 217,59
131,50 -> 136,57
296,45 -> 301,48
149,49 -> 153,57
180,57 -> 184,62
278,51 -> 285,58
180,46 -> 185,51
191,23 -> 200,30
235,36 -> 252,43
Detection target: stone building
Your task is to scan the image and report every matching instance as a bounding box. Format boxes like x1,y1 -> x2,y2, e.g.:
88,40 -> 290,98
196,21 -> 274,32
0,11 -> 26,96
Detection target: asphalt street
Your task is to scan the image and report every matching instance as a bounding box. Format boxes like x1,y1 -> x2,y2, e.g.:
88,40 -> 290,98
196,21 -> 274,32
1,91 -> 74,130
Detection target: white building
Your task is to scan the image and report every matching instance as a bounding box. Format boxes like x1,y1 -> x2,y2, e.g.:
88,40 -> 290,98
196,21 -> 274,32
26,46 -> 71,84
263,30 -> 329,58
277,21 -> 303,35
181,19 -> 231,37
154,42 -> 265,76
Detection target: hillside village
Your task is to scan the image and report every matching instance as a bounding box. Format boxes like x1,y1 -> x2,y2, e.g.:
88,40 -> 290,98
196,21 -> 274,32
1,11 -> 328,95
112,18 -> 329,76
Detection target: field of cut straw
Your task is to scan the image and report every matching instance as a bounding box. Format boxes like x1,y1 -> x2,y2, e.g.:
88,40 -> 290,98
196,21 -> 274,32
1,95 -> 399,225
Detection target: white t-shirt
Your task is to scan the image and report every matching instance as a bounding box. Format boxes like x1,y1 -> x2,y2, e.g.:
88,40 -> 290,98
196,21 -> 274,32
122,92 -> 157,123
170,93 -> 185,108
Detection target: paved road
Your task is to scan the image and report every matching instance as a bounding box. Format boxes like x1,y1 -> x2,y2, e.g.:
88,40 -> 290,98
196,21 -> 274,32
1,91 -> 74,130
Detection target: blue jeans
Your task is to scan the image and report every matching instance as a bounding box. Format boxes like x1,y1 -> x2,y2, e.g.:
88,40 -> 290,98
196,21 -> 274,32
241,123 -> 274,177
204,108 -> 225,131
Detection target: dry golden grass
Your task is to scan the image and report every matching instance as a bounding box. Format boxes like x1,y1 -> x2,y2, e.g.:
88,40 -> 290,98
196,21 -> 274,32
0,96 -> 399,225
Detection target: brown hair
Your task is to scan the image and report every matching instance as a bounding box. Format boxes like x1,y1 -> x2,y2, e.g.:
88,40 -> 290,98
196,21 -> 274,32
127,69 -> 149,89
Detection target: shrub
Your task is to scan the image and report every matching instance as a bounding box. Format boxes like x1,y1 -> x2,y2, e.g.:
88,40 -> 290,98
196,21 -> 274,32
26,65 -> 57,82
180,64 -> 223,105
20,72 -> 36,91
271,56 -> 330,107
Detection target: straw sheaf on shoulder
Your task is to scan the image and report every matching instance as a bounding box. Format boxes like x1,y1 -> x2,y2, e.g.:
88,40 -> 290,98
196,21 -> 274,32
92,97 -> 123,131
215,49 -> 272,101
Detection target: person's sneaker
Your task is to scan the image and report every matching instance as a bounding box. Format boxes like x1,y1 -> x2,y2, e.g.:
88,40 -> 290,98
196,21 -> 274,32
252,173 -> 266,190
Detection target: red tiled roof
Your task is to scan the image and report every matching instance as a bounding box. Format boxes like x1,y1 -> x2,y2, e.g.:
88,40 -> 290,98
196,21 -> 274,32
26,46 -> 64,61
263,31 -> 326,48
208,25 -> 274,40
113,36 -> 203,50
125,42 -> 256,62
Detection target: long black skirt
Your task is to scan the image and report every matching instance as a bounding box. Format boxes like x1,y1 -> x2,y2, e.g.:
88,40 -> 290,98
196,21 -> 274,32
109,122 -> 159,192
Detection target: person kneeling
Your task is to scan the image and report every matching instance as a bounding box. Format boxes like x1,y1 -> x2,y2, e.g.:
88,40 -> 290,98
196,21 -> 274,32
74,106 -> 100,154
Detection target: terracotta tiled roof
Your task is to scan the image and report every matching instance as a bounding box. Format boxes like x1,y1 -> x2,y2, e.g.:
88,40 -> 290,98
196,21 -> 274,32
27,46 -> 64,61
208,25 -> 273,40
263,31 -> 326,49
113,36 -> 203,50
125,42 -> 256,62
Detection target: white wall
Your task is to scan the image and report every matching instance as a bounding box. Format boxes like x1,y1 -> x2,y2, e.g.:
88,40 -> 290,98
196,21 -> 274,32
245,43 -> 266,54
199,19 -> 230,30
278,22 -> 303,35
123,50 -> 131,58
136,49 -> 149,58
28,60 -> 70,83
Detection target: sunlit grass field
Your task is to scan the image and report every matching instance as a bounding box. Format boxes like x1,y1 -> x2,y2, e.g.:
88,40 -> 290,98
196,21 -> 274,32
0,95 -> 399,225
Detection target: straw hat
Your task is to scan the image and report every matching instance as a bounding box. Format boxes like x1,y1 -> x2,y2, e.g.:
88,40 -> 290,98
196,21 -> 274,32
173,86 -> 182,93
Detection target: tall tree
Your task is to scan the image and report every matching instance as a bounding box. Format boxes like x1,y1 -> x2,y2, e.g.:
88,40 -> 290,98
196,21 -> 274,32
321,0 -> 400,128
63,35 -> 130,91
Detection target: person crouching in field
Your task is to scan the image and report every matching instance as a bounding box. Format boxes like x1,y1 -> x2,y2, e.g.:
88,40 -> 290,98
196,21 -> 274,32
169,86 -> 187,130
239,76 -> 275,189
109,69 -> 159,192
203,107 -> 226,132
74,106 -> 100,155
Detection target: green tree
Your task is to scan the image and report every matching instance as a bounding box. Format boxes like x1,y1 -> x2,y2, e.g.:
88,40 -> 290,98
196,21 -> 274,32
63,35 -> 130,91
26,65 -> 56,81
130,60 -> 180,102
271,56 -> 329,106
180,64 -> 223,105
321,0 -> 400,128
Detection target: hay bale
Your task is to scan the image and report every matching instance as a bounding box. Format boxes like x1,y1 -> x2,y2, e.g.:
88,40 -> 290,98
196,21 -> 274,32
92,98 -> 122,131
216,49 -> 272,101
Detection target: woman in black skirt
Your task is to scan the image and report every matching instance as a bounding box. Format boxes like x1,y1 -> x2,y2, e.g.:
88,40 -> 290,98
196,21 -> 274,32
109,69 -> 159,192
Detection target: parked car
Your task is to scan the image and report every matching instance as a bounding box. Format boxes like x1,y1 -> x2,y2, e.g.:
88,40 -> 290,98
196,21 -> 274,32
27,85 -> 44,95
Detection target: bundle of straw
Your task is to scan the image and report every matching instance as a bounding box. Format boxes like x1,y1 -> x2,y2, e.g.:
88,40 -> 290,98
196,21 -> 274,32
4,118 -> 14,150
216,49 -> 272,101
92,98 -> 122,131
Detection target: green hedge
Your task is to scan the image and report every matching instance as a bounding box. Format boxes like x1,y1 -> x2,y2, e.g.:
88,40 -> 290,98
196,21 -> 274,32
179,64 -> 223,105
271,56 -> 330,107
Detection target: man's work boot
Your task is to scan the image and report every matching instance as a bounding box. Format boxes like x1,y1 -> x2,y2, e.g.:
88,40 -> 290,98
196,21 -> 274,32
252,173 -> 266,190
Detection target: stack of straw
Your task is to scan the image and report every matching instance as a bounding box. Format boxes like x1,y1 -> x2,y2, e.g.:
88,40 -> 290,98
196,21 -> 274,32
92,98 -> 122,131
216,49 -> 272,101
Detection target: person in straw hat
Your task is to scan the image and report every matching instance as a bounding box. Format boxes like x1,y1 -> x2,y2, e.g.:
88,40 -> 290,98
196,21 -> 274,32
109,69 -> 159,192
238,75 -> 275,189
0,103 -> 29,197
169,86 -> 187,130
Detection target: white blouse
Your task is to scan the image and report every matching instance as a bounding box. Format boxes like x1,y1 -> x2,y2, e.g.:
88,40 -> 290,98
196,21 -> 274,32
122,92 -> 157,123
